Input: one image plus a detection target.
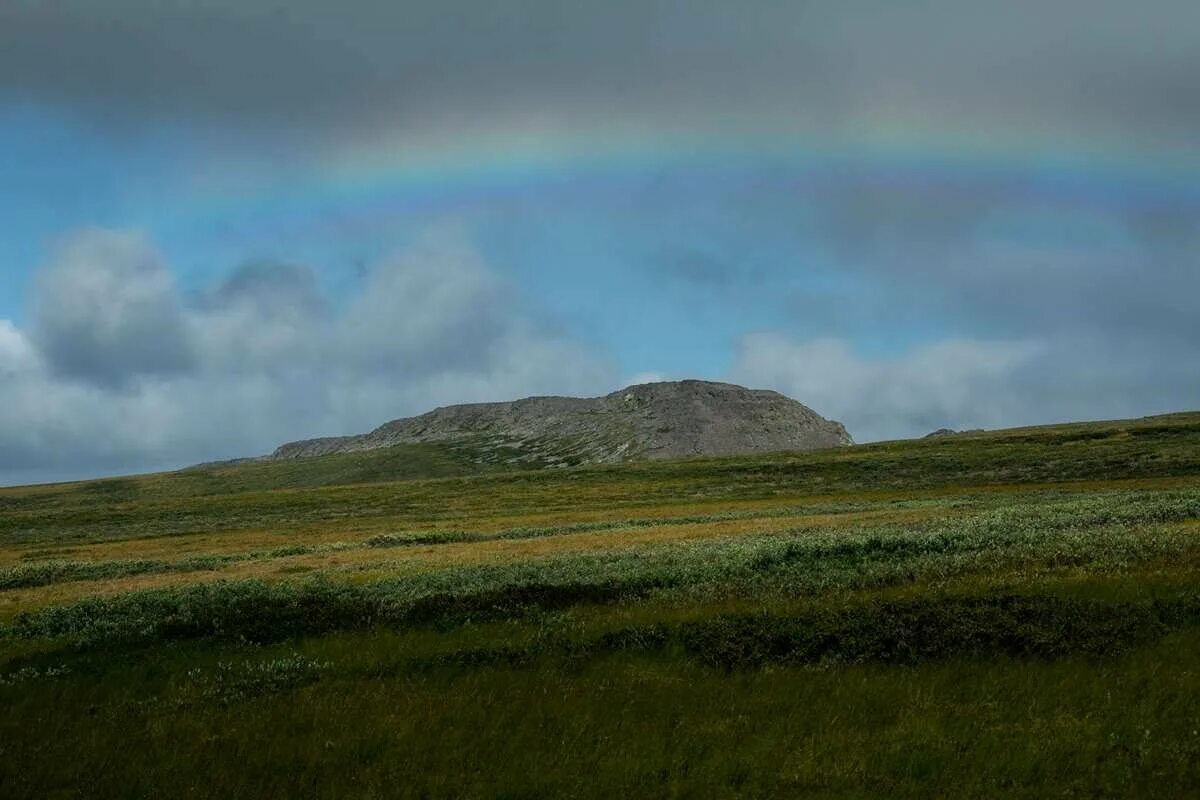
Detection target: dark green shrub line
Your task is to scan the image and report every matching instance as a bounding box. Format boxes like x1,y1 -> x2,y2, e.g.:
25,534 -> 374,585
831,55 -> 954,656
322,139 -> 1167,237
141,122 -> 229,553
3,576 -> 666,646
406,593 -> 1200,672
14,590 -> 1193,690
674,594 -> 1200,668
363,531 -> 478,547
407,625 -> 675,672
0,559 -> 171,590
0,545 -> 328,591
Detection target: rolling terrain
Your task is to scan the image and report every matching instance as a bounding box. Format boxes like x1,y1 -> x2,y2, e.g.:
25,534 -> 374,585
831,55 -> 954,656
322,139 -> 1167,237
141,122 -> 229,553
2,410 -> 1200,797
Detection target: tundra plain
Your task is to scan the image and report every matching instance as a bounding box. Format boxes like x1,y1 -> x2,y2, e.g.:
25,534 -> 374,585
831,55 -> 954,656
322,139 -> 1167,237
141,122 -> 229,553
3,413 -> 1200,798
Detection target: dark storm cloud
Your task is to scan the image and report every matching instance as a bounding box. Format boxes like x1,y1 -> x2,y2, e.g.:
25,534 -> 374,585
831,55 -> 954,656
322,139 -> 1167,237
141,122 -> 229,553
2,1 -> 1198,148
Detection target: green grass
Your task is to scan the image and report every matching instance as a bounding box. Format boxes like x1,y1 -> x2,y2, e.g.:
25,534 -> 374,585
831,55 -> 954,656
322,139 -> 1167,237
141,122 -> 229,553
3,603 -> 1200,798
2,411 -> 1200,797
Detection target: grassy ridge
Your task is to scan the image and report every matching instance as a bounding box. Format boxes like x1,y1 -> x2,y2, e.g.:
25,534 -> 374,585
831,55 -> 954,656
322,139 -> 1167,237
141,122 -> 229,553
2,411 -> 1200,797
3,412 -> 1199,546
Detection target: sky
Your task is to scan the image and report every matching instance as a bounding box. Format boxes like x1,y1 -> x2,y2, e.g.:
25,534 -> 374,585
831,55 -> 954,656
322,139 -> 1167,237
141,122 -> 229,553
1,0 -> 1198,485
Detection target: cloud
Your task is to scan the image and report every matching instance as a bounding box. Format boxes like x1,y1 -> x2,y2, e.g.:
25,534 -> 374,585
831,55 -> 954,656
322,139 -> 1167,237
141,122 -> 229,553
729,326 -> 1200,444
192,261 -> 326,373
1,1 -> 1197,153
3,2 -> 1198,481
730,175 -> 1200,439
211,260 -> 324,314
339,228 -> 510,375
31,229 -> 194,386
795,170 -> 1200,345
729,333 -> 1042,441
0,321 -> 39,376
0,227 -> 617,484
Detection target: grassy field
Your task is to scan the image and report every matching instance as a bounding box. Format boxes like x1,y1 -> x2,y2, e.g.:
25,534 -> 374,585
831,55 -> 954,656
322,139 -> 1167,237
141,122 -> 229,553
3,412 -> 1200,797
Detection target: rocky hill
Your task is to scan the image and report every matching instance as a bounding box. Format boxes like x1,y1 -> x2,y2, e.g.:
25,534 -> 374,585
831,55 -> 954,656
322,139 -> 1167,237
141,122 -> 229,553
924,427 -> 986,439
264,380 -> 852,468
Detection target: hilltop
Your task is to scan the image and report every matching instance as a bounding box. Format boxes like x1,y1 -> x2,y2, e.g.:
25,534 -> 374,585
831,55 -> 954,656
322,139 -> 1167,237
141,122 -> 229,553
262,380 -> 852,467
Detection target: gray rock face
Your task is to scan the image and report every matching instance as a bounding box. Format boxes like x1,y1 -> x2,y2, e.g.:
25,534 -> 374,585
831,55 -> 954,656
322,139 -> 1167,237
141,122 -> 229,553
923,428 -> 986,439
268,380 -> 853,465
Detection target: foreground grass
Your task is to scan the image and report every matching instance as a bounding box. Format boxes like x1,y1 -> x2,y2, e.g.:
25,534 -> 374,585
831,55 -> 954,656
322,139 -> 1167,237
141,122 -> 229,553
3,412 -> 1200,797
3,585 -> 1199,798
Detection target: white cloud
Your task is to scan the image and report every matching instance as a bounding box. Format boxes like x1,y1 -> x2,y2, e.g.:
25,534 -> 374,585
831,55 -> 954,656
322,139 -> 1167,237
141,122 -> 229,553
338,226 -> 510,374
191,260 -> 326,373
729,332 -> 1041,442
0,226 -> 618,484
0,320 -> 40,375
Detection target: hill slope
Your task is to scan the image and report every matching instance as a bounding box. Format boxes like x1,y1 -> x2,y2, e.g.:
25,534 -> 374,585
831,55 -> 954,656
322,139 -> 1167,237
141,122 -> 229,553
265,380 -> 853,467
3,410 -> 1200,798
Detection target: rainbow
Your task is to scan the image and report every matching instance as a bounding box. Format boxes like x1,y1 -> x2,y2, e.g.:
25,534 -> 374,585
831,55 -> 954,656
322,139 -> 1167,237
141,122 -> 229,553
176,121 -> 1200,249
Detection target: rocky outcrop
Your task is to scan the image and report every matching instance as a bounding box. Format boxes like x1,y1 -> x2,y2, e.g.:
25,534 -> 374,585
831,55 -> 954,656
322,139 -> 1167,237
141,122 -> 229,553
924,427 -> 985,439
266,380 -> 852,466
